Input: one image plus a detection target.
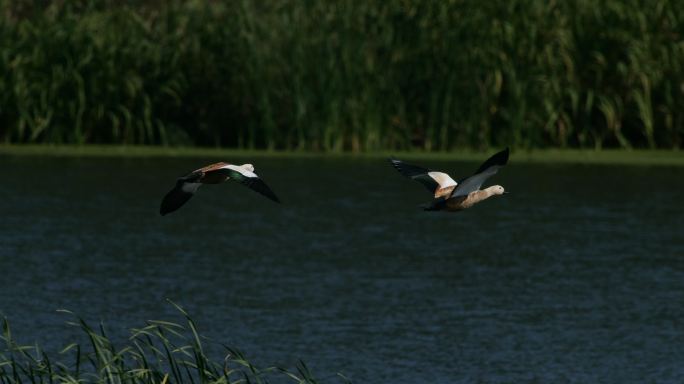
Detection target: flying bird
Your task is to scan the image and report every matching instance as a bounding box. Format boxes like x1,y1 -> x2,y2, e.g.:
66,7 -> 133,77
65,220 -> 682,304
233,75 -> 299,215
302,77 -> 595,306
160,162 -> 280,216
389,148 -> 509,211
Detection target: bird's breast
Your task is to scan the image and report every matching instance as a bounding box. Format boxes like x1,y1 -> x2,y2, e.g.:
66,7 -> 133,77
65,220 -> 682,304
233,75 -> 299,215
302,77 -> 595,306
444,195 -> 468,211
445,191 -> 489,211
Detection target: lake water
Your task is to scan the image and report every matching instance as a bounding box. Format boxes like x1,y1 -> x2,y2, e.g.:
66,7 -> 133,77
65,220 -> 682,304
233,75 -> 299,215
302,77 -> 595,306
1,155 -> 683,383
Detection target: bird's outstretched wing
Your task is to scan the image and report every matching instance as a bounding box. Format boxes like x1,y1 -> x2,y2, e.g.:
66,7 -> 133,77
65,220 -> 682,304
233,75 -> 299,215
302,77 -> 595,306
159,173 -> 202,216
389,158 -> 457,198
452,147 -> 509,197
159,162 -> 280,215
214,165 -> 281,203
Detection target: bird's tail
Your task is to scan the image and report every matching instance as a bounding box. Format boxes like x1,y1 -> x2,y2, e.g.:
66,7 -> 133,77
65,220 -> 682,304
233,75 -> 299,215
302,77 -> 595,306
420,199 -> 445,211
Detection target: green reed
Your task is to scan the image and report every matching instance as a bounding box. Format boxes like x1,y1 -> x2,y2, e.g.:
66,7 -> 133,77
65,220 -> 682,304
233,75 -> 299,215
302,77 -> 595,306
1,0 -> 683,150
0,302 -> 344,384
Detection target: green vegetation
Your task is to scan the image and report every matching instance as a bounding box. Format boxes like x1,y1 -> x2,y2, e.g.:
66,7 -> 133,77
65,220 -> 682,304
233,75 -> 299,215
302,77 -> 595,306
0,302 -> 345,384
1,145 -> 683,166
1,0 -> 684,151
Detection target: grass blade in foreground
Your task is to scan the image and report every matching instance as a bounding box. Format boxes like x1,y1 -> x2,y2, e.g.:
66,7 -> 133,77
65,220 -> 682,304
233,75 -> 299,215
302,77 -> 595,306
0,304 -> 345,383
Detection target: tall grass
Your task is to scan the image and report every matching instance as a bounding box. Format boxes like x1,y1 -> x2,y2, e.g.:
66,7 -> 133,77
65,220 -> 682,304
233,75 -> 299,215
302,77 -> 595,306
1,0 -> 683,150
0,302 -> 347,383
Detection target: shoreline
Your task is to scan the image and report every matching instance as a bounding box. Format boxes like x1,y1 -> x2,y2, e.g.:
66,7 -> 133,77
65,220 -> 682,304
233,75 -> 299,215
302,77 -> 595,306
0,144 -> 682,166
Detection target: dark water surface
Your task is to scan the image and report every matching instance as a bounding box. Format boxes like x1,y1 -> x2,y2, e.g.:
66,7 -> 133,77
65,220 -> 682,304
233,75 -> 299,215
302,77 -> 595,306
1,155 -> 683,383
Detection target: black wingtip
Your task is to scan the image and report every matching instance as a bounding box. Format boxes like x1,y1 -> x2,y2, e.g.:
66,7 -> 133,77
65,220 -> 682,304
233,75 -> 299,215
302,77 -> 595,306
260,184 -> 281,204
159,186 -> 194,216
159,200 -> 171,216
159,202 -> 175,216
475,147 -> 510,174
388,158 -> 431,179
497,147 -> 510,165
256,181 -> 282,204
159,204 -> 173,216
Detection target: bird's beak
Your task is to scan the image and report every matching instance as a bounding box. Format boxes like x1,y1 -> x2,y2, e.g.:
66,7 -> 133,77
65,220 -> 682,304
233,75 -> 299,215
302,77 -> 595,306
503,191 -> 510,194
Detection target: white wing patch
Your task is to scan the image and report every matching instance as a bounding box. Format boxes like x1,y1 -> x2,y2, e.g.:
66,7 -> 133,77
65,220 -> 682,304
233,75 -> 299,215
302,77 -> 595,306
222,164 -> 258,178
181,182 -> 202,193
427,171 -> 457,189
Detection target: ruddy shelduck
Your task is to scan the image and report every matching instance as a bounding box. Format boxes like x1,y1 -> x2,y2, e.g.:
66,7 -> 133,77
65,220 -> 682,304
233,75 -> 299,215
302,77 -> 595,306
160,162 -> 280,216
390,148 -> 509,211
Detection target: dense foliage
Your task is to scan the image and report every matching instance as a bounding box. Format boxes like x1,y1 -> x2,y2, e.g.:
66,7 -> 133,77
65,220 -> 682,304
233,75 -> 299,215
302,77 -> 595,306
1,0 -> 683,150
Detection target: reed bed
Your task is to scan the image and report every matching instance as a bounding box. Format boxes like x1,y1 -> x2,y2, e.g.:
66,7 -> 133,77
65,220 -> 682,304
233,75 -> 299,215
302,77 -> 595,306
0,303 -> 344,384
1,0 -> 683,150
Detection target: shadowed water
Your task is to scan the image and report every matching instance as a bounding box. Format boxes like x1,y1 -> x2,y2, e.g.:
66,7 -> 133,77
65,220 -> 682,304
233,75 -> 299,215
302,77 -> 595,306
1,155 -> 683,383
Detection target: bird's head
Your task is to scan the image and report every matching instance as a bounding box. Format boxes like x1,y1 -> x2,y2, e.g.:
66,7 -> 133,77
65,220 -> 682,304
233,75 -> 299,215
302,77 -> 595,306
488,185 -> 507,196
